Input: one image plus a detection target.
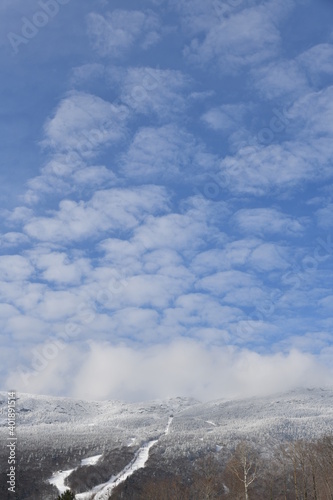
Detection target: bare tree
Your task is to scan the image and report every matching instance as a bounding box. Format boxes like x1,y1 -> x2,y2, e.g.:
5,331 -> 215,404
224,441 -> 259,500
313,435 -> 333,499
191,453 -> 225,499
139,477 -> 190,500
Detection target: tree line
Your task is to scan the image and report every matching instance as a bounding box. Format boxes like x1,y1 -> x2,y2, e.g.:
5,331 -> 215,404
108,434 -> 333,499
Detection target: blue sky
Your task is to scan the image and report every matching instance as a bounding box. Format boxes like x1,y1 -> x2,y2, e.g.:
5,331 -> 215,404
1,0 -> 333,401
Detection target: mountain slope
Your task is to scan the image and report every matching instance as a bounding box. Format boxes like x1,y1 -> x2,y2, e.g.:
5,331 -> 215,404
0,387 -> 333,499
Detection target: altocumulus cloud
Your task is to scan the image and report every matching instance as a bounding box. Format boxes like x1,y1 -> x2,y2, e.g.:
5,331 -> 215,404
1,0 -> 333,401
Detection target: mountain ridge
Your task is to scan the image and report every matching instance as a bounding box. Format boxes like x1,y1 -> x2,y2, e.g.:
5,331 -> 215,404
1,387 -> 333,499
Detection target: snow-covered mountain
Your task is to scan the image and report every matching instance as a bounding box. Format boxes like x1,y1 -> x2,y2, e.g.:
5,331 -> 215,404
1,387 -> 333,499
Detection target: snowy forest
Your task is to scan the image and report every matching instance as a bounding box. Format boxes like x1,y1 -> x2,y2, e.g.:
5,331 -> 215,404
52,435 -> 333,500
1,390 -> 333,499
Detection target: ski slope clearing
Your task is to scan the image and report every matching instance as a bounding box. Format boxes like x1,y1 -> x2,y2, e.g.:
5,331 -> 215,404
81,455 -> 102,466
1,388 -> 333,500
165,416 -> 173,434
48,455 -> 102,494
48,468 -> 75,495
76,439 -> 158,500
76,417 -> 173,499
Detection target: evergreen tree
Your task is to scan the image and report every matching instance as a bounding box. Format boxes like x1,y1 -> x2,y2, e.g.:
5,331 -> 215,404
57,490 -> 76,500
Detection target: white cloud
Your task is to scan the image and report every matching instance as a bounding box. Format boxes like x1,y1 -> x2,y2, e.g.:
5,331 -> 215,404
248,243 -> 289,271
87,10 -> 161,58
202,103 -> 248,132
121,125 -> 193,181
317,203 -> 333,228
184,0 -> 291,73
168,293 -> 242,328
2,0 -> 333,406
198,270 -> 257,296
0,255 -> 33,281
8,342 -> 82,396
276,330 -> 333,354
121,124 -> 215,182
85,259 -> 194,313
98,239 -> 188,280
194,241 -> 289,284
117,67 -> 189,118
252,59 -> 309,99
233,208 -> 305,236
290,86 -> 333,141
109,273 -> 192,309
218,85 -> 333,194
142,248 -> 185,274
71,165 -> 117,187
42,91 -> 129,157
0,282 -> 46,315
25,163 -> 117,203
191,239 -> 259,275
0,304 -> 20,340
25,174 -> 70,203
4,206 -> 34,224
5,315 -> 47,342
34,290 -> 84,321
298,43 -> 333,79
24,186 -> 169,242
133,212 -> 212,253
223,286 -> 268,308
169,0 -> 220,36
8,340 -> 332,402
219,142 -> 321,195
98,238 -> 146,274
191,248 -> 231,275
41,153 -> 84,178
29,249 -> 91,285
0,232 -> 30,248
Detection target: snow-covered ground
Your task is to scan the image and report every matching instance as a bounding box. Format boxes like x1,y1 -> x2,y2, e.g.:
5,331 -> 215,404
76,439 -> 158,500
165,416 -> 173,434
81,455 -> 102,466
48,454 -> 102,494
76,417 -> 173,499
2,387 -> 333,499
48,468 -> 75,495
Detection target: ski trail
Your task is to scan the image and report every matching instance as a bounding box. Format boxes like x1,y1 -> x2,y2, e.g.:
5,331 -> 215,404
76,439 -> 158,500
165,416 -> 173,434
48,468 -> 75,495
48,455 -> 101,495
81,454 -> 102,466
76,417 -> 173,500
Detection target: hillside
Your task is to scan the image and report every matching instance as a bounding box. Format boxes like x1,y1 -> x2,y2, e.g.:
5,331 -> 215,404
0,387 -> 333,499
